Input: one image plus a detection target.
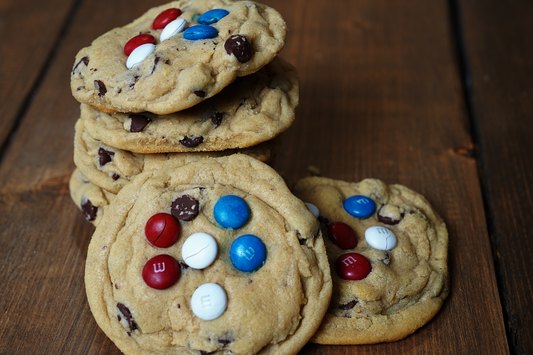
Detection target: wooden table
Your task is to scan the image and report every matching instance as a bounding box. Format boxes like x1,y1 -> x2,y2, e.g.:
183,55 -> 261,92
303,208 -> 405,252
1,0 -> 531,353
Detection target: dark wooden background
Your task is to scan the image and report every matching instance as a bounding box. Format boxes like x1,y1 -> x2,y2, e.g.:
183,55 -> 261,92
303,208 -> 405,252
0,0 -> 531,353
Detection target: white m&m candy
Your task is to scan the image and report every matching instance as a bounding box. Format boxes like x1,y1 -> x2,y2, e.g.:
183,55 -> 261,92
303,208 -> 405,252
181,232 -> 218,269
365,226 -> 397,250
305,202 -> 320,218
191,283 -> 227,320
160,18 -> 187,41
126,43 -> 155,69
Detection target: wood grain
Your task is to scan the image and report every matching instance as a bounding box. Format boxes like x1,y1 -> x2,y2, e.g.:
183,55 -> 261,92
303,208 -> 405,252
0,0 -> 77,147
459,0 -> 533,354
0,0 -> 512,353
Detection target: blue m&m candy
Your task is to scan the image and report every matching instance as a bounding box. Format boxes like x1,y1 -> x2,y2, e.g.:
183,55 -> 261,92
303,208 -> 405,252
230,235 -> 267,272
343,195 -> 376,219
198,9 -> 229,25
214,195 -> 250,229
183,25 -> 218,40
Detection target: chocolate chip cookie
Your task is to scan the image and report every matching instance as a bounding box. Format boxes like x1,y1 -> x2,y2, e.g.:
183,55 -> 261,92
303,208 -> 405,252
69,168 -> 115,226
73,119 -> 282,194
79,56 -> 297,153
71,0 -> 287,114
85,155 -> 332,354
293,177 -> 449,344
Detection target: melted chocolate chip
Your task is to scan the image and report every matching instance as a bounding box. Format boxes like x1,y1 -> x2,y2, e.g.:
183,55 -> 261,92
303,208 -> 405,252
171,195 -> 200,221
318,215 -> 330,227
339,300 -> 357,310
381,251 -> 391,265
179,135 -> 204,147
210,112 -> 223,127
72,56 -> 89,74
151,55 -> 161,75
218,333 -> 233,346
129,75 -> 140,89
224,35 -> 252,63
179,261 -> 189,270
129,114 -> 151,132
98,148 -> 115,166
117,303 -> 138,333
81,199 -> 97,221
94,80 -> 107,96
194,90 -> 206,98
377,207 -> 404,225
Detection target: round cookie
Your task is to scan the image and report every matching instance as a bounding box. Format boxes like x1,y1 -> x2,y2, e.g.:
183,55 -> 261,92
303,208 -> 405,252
293,177 -> 449,344
69,169 -> 115,226
85,155 -> 332,355
73,119 -> 282,194
79,57 -> 298,153
71,0 -> 287,114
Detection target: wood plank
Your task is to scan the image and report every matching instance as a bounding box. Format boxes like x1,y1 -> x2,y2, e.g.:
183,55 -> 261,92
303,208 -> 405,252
0,0 -> 77,147
459,0 -> 533,354
0,0 -> 510,353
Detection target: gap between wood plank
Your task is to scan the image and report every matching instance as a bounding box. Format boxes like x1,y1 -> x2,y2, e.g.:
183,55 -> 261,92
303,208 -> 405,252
447,0 -> 513,352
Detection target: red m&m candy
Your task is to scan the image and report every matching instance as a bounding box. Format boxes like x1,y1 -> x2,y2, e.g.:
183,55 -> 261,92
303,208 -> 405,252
124,34 -> 156,56
142,254 -> 180,289
145,213 -> 180,248
328,222 -> 357,249
153,8 -> 182,29
335,253 -> 371,280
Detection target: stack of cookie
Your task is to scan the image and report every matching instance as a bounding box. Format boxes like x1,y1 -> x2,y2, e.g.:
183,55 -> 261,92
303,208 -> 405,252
68,1 -> 449,354
69,0 -> 298,225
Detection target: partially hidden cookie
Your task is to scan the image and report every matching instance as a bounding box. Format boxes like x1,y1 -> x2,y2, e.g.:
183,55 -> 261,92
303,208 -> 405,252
85,154 -> 332,355
293,177 -> 449,344
73,119 -> 282,194
69,169 -> 115,226
71,0 -> 287,114
79,56 -> 297,153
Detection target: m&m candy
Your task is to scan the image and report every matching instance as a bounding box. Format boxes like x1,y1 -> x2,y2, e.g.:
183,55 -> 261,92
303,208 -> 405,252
145,213 -> 180,248
191,283 -> 227,320
197,9 -> 229,25
124,34 -> 155,56
152,8 -> 182,29
183,25 -> 218,40
213,195 -> 250,229
230,235 -> 267,272
328,222 -> 357,249
365,226 -> 397,250
335,253 -> 371,281
142,254 -> 180,289
181,232 -> 218,269
343,195 -> 376,219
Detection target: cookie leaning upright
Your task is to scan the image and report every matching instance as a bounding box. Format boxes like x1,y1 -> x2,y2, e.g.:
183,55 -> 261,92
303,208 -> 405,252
71,0 -> 287,114
85,155 -> 332,355
293,177 -> 449,344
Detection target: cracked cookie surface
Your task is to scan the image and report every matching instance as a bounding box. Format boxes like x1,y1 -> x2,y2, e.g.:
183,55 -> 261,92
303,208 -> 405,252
85,155 -> 332,355
293,177 -> 449,344
71,0 -> 287,114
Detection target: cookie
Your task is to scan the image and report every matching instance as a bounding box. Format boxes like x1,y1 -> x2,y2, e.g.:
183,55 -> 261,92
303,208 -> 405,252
71,0 -> 287,114
69,169 -> 115,226
73,119 -> 282,194
79,57 -> 298,153
293,177 -> 449,344
85,154 -> 332,355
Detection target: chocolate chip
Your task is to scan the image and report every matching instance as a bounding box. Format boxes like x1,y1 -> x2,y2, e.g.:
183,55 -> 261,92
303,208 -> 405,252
98,148 -> 115,166
81,199 -> 97,221
94,80 -> 107,96
117,303 -> 138,333
129,75 -> 140,89
194,90 -> 206,98
224,35 -> 252,63
377,207 -> 404,225
72,56 -> 89,74
129,114 -> 151,132
318,215 -> 330,227
112,174 -> 120,181
218,333 -> 233,346
339,300 -> 357,310
171,195 -> 200,221
210,112 -> 223,127
179,135 -> 204,147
